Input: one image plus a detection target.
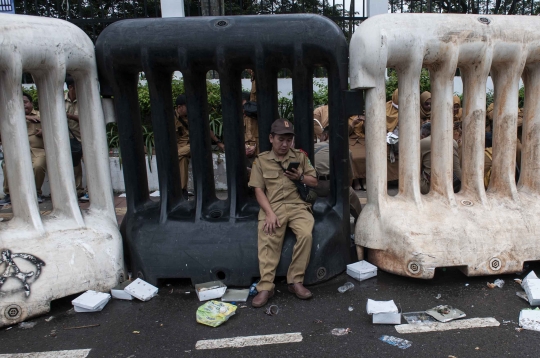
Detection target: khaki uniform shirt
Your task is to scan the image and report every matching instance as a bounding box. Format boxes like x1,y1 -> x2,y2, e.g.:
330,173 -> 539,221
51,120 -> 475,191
249,148 -> 316,220
314,142 -> 353,181
314,105 -> 329,128
27,109 -> 45,156
175,113 -> 190,147
420,136 -> 462,179
244,114 -> 259,152
65,93 -> 80,141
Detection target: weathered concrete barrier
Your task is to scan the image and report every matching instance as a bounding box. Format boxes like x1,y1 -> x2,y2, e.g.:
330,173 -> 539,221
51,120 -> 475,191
0,14 -> 124,326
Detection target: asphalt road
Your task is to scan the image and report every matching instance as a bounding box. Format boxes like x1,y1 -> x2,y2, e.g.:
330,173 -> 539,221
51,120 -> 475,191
1,263 -> 540,358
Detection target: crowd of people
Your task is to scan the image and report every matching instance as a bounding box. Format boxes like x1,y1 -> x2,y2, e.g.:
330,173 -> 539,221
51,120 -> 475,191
0,75 -> 89,205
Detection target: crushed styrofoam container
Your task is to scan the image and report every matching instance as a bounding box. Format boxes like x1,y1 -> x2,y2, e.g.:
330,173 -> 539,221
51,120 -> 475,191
74,299 -> 110,313
522,271 -> 540,306
347,260 -> 377,282
72,291 -> 111,311
519,309 -> 540,331
367,299 -> 400,324
221,289 -> 249,302
111,281 -> 133,300
367,299 -> 398,315
195,281 -> 227,301
124,278 -> 158,301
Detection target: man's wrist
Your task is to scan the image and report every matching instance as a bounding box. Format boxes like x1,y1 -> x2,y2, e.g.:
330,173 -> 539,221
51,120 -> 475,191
299,174 -> 304,182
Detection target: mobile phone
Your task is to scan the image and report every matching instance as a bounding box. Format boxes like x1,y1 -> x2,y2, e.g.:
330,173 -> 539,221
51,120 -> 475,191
285,162 -> 300,172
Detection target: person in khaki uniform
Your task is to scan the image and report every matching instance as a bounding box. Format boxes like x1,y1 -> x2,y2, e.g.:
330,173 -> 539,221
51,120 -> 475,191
65,75 -> 87,200
243,101 -> 259,165
248,118 -> 318,308
175,95 -> 224,197
313,105 -> 329,142
314,126 -> 362,220
1,93 -> 47,204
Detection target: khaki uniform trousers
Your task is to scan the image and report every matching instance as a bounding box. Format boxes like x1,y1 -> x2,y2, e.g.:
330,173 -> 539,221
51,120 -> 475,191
73,159 -> 85,197
256,203 -> 314,292
3,151 -> 47,196
313,180 -> 362,220
178,144 -> 191,190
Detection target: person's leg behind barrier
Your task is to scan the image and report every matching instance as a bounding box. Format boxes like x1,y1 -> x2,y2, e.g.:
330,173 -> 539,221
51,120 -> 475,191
74,160 -> 84,197
2,160 -> 8,196
349,187 -> 362,220
256,205 -> 288,293
178,144 -> 191,190
32,152 -> 47,197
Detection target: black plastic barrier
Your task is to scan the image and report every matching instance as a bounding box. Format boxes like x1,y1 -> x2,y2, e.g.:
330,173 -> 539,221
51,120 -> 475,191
96,14 -> 352,286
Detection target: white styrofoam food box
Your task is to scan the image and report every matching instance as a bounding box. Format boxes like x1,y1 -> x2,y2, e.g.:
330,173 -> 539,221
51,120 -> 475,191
195,281 -> 227,301
124,278 -> 159,301
74,298 -> 110,313
72,291 -> 111,310
373,312 -> 402,325
523,279 -> 540,306
347,260 -> 377,282
111,281 -> 134,300
519,309 -> 540,331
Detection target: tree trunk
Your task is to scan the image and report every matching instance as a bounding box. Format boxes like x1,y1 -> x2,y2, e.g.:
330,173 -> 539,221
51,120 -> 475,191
201,0 -> 224,15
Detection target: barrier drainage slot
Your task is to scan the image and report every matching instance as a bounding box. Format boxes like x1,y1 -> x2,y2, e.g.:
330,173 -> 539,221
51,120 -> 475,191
209,210 -> 223,219
216,271 -> 226,280
215,20 -> 229,27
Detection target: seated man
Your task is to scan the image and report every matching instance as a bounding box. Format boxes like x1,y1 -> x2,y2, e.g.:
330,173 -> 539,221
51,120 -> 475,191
314,126 -> 362,220
248,118 -> 318,307
243,101 -> 258,166
1,92 -> 47,204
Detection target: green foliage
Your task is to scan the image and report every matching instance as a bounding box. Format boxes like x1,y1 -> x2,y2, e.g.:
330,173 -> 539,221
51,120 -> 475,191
278,96 -> 295,122
142,124 -> 155,172
313,80 -> 329,108
386,68 -> 431,101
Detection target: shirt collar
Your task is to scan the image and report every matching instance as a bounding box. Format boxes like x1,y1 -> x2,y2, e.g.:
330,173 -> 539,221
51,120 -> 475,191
268,149 -> 296,162
65,92 -> 77,103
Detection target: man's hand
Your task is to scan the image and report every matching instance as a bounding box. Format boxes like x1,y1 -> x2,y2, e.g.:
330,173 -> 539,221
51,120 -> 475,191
35,129 -> 43,137
284,167 -> 302,181
352,115 -> 365,126
217,142 -> 225,151
246,146 -> 256,157
264,211 -> 281,235
25,115 -> 40,123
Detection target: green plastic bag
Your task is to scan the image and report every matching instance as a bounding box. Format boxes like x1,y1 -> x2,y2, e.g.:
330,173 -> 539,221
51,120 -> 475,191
196,300 -> 237,327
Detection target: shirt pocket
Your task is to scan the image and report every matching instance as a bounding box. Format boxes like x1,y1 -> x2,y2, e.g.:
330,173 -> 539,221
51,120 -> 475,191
263,171 -> 281,192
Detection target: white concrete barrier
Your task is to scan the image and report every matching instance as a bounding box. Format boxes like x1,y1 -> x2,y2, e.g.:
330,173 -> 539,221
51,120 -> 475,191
0,14 -> 124,326
351,14 -> 540,278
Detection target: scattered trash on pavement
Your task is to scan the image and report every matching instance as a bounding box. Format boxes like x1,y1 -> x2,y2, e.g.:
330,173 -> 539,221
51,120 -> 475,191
133,331 -> 140,334
314,319 -> 322,324
515,327 -> 524,332
425,305 -> 466,323
396,318 -> 500,334
379,335 -> 412,349
367,299 -> 401,324
465,283 -> 469,287
18,322 -> 37,329
346,260 -> 377,282
402,312 -> 437,325
522,271 -> 540,305
5,327 -> 12,331
487,282 -> 496,289
195,281 -> 227,301
331,328 -> 351,336
249,281 -> 258,296
63,324 -> 100,330
72,290 -> 111,313
519,308 -> 540,332
494,279 -> 505,288
111,280 -> 134,300
515,279 -> 523,285
265,305 -> 279,316
125,278 -> 159,301
435,294 -> 441,299
196,301 -> 237,327
44,316 -> 54,322
348,306 -> 354,312
337,282 -> 354,293
517,291 -> 529,302
221,289 -> 250,302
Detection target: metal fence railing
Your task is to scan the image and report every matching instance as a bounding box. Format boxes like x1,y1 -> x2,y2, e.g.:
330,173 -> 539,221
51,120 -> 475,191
389,0 -> 540,15
15,0 -> 367,42
1,0 -> 14,13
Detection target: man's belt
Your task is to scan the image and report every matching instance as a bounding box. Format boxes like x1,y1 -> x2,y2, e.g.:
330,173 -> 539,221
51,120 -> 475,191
318,174 -> 330,181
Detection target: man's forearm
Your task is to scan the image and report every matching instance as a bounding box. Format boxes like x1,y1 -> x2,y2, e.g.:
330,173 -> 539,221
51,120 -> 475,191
67,113 -> 79,122
254,188 -> 274,215
302,175 -> 318,187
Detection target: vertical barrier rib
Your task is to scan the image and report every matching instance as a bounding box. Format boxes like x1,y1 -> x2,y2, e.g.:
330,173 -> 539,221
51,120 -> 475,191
518,64 -> 540,194
396,62 -> 422,204
145,69 -> 182,223
113,71 -> 150,212
255,52 -> 279,153
34,69 -> 85,226
459,51 -> 491,204
0,60 -> 43,232
218,66 -> 247,220
428,52 -> 458,203
365,77 -> 387,207
489,49 -> 525,199
292,61 -> 314,158
183,69 -> 216,219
